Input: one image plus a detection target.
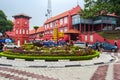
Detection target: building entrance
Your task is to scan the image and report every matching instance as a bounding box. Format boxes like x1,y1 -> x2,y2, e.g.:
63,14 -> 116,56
70,34 -> 78,41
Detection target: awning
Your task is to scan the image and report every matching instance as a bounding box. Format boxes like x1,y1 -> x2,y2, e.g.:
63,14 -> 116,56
6,31 -> 15,37
64,29 -> 80,34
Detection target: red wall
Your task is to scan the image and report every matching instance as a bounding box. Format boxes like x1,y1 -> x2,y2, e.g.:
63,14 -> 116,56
93,33 -> 105,42
13,17 -> 30,45
80,32 -> 120,49
80,32 -> 105,44
107,39 -> 120,48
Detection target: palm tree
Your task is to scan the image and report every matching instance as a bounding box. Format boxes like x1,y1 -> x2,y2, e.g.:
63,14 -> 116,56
33,26 -> 39,40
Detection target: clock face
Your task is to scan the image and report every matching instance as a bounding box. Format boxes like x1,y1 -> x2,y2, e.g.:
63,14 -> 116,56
25,22 -> 27,24
17,21 -> 20,24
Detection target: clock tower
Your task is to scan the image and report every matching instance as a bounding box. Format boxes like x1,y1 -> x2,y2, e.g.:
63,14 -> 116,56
12,14 -> 31,46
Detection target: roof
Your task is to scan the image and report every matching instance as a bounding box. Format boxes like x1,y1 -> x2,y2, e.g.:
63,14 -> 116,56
106,13 -> 119,18
44,5 -> 81,24
6,31 -> 15,37
29,26 -> 44,35
12,13 -> 31,19
64,29 -> 80,34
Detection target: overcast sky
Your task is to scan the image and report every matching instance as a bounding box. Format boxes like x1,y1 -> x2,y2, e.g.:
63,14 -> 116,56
0,0 -> 85,30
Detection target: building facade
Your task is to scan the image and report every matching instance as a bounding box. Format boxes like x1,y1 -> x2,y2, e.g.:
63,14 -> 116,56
29,26 -> 44,41
12,14 -> 31,46
43,5 -> 81,41
43,5 -> 118,43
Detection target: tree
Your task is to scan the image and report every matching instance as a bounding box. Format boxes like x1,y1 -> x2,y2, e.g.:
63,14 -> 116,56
80,0 -> 120,18
39,34 -> 43,37
33,26 -> 39,40
0,10 -> 13,34
33,26 -> 39,33
6,20 -> 13,31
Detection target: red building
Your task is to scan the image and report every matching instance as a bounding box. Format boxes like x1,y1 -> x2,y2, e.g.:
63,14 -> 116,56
29,26 -> 44,41
43,5 -> 81,41
6,5 -> 118,47
42,5 -> 118,44
7,14 -> 31,46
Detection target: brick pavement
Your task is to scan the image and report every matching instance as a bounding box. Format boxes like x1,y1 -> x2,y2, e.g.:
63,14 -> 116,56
0,52 -> 119,80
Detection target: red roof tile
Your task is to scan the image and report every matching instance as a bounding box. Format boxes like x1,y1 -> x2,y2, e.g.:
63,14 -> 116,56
44,5 -> 81,24
12,13 -> 31,19
29,26 -> 44,34
64,29 -> 80,34
6,31 -> 15,37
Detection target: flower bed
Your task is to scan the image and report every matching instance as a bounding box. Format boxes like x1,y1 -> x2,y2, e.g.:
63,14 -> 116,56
0,51 -> 99,61
0,43 -> 100,61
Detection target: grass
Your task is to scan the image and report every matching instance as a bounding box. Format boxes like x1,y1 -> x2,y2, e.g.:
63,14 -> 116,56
98,30 -> 120,39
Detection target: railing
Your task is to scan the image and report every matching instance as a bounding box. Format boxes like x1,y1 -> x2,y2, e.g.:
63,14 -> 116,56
94,20 -> 116,24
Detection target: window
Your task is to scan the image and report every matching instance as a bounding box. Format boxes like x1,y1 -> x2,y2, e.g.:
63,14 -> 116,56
50,22 -> 52,28
24,40 -> 27,44
64,27 -> 68,32
50,30 -> 53,34
19,29 -> 21,34
45,31 -> 47,34
23,29 -> 25,34
52,22 -> 55,27
47,31 -> 49,34
90,35 -> 93,42
72,15 -> 80,25
64,17 -> 67,23
46,24 -> 48,29
16,30 -> 18,34
60,19 -> 63,25
26,30 -> 29,34
55,20 -> 59,27
45,25 -> 46,29
47,24 -> 49,28
60,27 -> 63,32
85,35 -> 87,41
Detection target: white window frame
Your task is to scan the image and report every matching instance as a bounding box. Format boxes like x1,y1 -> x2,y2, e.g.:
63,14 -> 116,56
23,29 -> 25,34
85,35 -> 87,41
90,35 -> 93,42
19,29 -> 21,34
50,30 -> 53,34
26,30 -> 29,34
60,19 -> 63,25
50,22 -> 52,28
64,27 -> 68,32
64,17 -> 67,24
16,30 -> 18,34
60,28 -> 63,32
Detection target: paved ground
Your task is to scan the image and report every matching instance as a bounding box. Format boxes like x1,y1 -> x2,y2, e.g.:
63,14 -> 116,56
0,52 -> 120,80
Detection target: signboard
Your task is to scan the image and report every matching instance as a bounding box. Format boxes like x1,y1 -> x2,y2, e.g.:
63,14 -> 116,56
58,32 -> 64,37
53,28 -> 58,40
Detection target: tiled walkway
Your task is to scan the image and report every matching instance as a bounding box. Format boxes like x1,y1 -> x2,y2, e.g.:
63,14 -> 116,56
0,52 -> 119,80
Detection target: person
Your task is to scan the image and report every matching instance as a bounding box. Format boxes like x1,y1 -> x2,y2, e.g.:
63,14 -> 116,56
86,42 -> 88,48
95,40 -> 101,51
114,40 -> 118,47
0,33 -> 4,52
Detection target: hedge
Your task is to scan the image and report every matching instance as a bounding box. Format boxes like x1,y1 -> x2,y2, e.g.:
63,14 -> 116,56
0,51 -> 100,61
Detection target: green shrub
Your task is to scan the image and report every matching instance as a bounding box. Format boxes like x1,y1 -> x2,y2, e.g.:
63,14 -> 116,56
0,51 -> 99,61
